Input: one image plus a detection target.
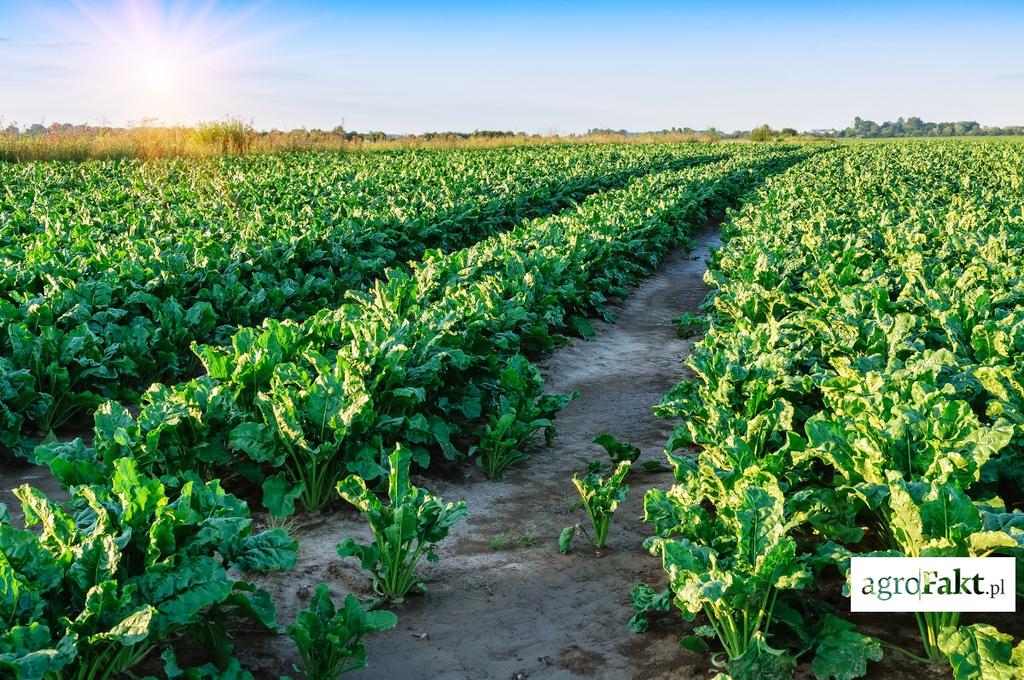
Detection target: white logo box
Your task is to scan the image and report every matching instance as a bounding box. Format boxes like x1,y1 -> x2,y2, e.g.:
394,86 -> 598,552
850,556 -> 1017,612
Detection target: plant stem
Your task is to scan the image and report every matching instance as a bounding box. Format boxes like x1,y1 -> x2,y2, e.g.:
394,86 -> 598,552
881,641 -> 938,665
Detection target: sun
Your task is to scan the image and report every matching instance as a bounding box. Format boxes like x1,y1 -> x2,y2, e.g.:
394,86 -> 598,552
46,1 -> 287,122
134,51 -> 180,102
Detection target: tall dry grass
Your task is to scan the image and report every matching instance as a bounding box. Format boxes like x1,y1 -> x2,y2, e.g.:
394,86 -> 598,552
0,123 -> 729,163
0,121 -> 255,162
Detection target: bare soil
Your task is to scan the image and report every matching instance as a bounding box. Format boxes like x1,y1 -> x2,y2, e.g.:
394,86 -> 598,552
0,456 -> 67,526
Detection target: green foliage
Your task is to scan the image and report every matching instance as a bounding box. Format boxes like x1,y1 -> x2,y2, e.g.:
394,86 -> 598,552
160,649 -> 256,680
837,115 -> 1024,138
811,616 -> 883,680
593,433 -> 642,466
749,125 -> 776,142
561,460 -> 631,552
643,465 -> 808,667
285,584 -> 397,679
726,632 -> 796,680
643,140 -> 1024,678
6,144 -> 726,456
336,447 -> 467,601
860,474 -> 1024,661
2,143 -> 809,679
627,583 -> 671,633
476,357 -> 577,479
37,147 -> 806,514
938,624 -> 1024,680
0,458 -> 295,679
671,311 -> 709,338
0,357 -> 46,459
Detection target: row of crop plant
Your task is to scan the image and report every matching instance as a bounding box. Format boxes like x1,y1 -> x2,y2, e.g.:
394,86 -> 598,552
634,141 -> 1024,680
0,144 -> 725,455
1,146 -> 809,677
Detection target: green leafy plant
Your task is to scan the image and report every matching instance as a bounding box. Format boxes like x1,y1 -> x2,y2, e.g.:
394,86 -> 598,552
248,349 -> 377,513
939,623 -> 1024,680
671,311 -> 709,338
285,584 -> 397,679
0,458 -> 296,679
560,460 -> 631,552
336,447 -> 467,601
860,474 -> 1024,662
627,583 -> 672,633
0,357 -> 47,460
476,357 -> 576,479
643,465 -> 810,676
591,434 -> 669,473
160,649 -> 256,680
37,148 -> 803,516
4,144 -> 730,455
593,433 -> 642,466
810,615 -> 884,680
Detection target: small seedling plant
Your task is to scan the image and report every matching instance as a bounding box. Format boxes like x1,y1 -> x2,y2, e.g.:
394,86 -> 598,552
590,433 -> 667,474
671,311 -> 708,338
560,460 -> 631,553
285,584 -> 397,679
490,530 -> 538,550
336,447 -> 467,601
593,433 -> 642,466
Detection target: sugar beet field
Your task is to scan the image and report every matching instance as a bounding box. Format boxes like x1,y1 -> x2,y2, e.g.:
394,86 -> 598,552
1,140 -> 1023,680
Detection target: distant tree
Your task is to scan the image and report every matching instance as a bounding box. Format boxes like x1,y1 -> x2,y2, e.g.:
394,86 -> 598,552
780,127 -> 798,136
471,130 -> 515,138
837,116 -> 997,138
749,124 -> 775,142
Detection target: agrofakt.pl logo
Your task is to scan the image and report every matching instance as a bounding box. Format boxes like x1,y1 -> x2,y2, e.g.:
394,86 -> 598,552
850,557 -> 1016,612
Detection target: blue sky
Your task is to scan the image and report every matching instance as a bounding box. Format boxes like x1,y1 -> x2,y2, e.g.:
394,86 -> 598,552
1,0 -> 1022,133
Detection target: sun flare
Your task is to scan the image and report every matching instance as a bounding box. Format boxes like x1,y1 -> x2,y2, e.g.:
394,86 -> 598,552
49,0 -> 282,122
134,51 -> 180,102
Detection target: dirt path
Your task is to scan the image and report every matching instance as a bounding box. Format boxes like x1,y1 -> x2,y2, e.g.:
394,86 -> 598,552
244,223 -> 722,679
0,456 -> 67,526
